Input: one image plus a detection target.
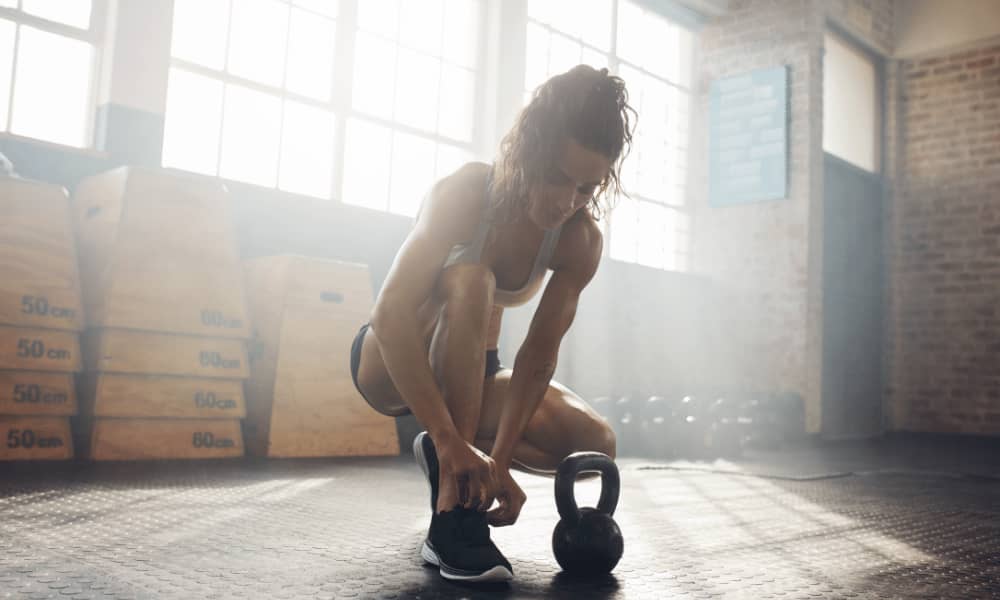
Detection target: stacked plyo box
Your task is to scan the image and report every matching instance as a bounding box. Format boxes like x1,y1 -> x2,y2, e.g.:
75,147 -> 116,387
0,178 -> 83,461
243,255 -> 399,458
73,167 -> 250,460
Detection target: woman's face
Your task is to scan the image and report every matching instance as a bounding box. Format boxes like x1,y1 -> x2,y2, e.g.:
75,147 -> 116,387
525,138 -> 612,230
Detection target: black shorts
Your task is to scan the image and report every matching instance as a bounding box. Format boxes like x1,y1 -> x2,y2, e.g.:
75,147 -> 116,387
349,323 -> 504,417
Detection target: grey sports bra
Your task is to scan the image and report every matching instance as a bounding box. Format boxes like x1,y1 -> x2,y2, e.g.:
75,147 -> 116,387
441,171 -> 563,306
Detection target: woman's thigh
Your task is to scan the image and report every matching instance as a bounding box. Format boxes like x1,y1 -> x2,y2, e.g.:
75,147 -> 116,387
355,264 -> 493,419
476,370 -> 615,467
355,326 -> 411,417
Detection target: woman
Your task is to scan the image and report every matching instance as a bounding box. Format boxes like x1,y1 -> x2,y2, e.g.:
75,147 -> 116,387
350,65 -> 636,582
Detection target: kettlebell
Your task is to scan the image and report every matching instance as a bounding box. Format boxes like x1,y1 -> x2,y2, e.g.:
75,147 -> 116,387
552,451 -> 624,575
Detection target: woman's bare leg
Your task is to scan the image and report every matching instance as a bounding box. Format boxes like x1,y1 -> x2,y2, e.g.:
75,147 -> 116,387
356,263 -> 496,512
474,371 -> 616,473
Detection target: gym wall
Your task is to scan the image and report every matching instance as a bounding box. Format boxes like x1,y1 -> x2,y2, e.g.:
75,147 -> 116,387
2,0 -> 998,439
889,41 -> 1000,434
689,0 -> 897,435
501,1 -> 898,437
684,0 -> 1000,436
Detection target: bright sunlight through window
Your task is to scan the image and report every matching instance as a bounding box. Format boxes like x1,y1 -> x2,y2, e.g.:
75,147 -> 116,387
525,0 -> 693,271
164,0 -> 481,211
344,0 -> 480,216
0,1 -> 97,148
163,0 -> 340,199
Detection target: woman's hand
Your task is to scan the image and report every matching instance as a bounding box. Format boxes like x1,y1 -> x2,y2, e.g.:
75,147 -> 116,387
435,434 -> 498,512
486,467 -> 526,527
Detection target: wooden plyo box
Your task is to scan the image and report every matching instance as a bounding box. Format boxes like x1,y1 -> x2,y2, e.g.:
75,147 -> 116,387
0,370 -> 76,416
83,329 -> 249,379
0,325 -> 81,372
0,416 -> 73,460
79,373 -> 245,419
243,255 -> 399,458
77,328 -> 248,460
84,418 -> 243,460
0,177 -> 84,331
72,167 -> 250,339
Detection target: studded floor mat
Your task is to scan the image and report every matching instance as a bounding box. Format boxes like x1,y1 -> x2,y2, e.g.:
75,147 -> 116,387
1,448 -> 998,599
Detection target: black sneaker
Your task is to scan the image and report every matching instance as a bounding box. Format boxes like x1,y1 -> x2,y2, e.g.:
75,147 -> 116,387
412,431 -> 439,512
422,507 -> 514,582
412,432 -> 513,582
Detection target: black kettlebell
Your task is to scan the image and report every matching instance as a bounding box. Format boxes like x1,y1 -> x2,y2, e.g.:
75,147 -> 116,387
552,452 -> 624,575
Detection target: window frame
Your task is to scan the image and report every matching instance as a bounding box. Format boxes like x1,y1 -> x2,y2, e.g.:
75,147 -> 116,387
158,0 -> 695,267
523,0 -> 695,272
163,0 -> 487,207
342,0 -> 487,215
822,23 -> 885,175
0,0 -> 108,149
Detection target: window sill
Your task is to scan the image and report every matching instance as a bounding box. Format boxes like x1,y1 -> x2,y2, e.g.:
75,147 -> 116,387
0,132 -> 110,161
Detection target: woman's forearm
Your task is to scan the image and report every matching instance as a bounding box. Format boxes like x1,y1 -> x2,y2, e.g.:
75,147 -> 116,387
489,348 -> 556,468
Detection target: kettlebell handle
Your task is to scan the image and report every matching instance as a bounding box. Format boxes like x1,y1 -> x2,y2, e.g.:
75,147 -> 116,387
554,451 -> 620,525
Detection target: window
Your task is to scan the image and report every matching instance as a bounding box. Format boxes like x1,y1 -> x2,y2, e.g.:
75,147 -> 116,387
345,0 -> 481,216
823,30 -> 880,173
163,0 -> 483,213
164,0 -> 340,198
0,1 -> 102,148
524,0 -> 612,104
525,0 -> 693,271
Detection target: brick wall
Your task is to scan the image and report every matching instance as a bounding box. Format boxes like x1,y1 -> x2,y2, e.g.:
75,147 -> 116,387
890,42 -> 1000,434
692,0 -> 895,434
824,0 -> 894,55
692,0 -> 819,416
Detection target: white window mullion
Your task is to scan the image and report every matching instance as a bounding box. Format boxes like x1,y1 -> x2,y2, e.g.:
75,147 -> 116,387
84,0 -> 110,148
470,0 -> 489,161
213,0 -> 235,176
330,0 -> 357,203
172,58 -> 339,114
385,0 -> 401,208
0,5 -> 100,44
164,0 -> 481,204
273,4 -> 294,192
1,0 -> 106,147
606,0 -> 621,259
433,0 -> 447,160
4,21 -> 20,132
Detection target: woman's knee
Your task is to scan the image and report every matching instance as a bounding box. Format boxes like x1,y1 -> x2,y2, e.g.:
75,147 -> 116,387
534,397 -> 617,460
587,414 -> 617,459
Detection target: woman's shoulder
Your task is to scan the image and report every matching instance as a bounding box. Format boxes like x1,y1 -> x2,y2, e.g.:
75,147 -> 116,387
552,209 -> 604,273
417,161 -> 492,238
426,161 -> 490,203
438,161 -> 491,193
564,208 -> 603,247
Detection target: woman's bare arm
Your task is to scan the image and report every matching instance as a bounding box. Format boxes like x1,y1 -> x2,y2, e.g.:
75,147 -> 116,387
486,305 -> 504,350
490,213 -> 603,470
371,164 -> 486,445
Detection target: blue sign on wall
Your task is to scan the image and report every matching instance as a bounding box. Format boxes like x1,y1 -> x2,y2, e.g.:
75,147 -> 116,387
709,66 -> 788,207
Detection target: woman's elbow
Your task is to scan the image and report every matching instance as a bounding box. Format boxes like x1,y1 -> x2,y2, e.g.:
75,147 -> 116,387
370,302 -> 398,337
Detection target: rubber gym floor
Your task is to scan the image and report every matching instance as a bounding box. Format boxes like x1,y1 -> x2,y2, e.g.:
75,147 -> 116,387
1,434 -> 998,599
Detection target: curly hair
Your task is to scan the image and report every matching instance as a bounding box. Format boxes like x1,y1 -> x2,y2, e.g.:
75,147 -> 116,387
491,65 -> 636,223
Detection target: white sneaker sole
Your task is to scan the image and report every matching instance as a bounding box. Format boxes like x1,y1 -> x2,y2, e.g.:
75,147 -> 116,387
421,540 -> 514,582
